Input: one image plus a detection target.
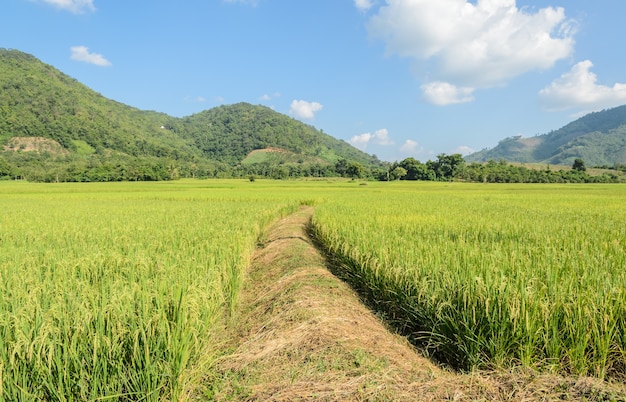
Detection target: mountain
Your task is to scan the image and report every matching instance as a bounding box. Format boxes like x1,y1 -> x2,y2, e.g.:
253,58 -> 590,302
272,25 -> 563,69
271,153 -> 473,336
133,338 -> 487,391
167,103 -> 380,166
465,105 -> 626,166
0,49 -> 380,180
0,49 -> 199,160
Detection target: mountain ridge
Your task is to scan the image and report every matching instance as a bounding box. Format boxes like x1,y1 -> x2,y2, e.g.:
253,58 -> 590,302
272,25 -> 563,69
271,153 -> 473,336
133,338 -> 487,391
466,105 -> 626,166
0,48 -> 380,181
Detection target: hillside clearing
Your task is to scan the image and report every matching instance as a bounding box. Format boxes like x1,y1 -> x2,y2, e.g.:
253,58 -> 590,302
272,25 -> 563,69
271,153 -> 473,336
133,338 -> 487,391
210,206 -> 626,401
3,136 -> 68,154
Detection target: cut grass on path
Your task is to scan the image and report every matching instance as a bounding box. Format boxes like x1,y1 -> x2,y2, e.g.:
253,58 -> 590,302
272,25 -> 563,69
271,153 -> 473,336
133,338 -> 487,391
209,207 -> 626,401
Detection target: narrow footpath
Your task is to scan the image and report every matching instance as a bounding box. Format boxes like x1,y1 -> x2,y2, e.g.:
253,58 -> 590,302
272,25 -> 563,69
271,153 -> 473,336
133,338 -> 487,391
211,207 -> 625,401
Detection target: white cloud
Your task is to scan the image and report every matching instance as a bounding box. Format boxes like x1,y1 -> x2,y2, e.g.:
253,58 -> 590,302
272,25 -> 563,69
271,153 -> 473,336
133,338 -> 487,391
289,100 -> 323,120
350,133 -> 372,151
372,128 -> 393,145
400,139 -> 422,154
368,0 -> 575,104
354,0 -> 374,12
421,81 -> 475,105
452,145 -> 476,155
349,128 -> 394,150
70,46 -> 111,67
539,60 -> 626,112
259,92 -> 281,102
38,0 -> 95,13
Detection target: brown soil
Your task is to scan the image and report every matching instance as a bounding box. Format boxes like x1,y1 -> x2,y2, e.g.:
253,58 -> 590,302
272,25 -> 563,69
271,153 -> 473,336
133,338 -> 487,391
247,147 -> 289,156
3,136 -> 68,154
211,207 -> 626,401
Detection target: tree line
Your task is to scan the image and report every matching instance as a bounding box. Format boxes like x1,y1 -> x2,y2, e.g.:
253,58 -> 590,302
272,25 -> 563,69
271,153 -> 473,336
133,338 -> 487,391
376,155 -> 622,183
2,151 -> 622,183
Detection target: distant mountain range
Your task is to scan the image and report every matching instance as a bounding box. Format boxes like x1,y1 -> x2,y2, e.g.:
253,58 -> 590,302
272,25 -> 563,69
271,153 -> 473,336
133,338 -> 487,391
0,48 -> 380,180
4,48 -> 625,181
466,105 -> 626,166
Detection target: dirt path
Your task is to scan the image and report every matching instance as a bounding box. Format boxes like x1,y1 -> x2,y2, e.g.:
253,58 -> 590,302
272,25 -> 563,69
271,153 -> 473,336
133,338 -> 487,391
212,207 -> 625,401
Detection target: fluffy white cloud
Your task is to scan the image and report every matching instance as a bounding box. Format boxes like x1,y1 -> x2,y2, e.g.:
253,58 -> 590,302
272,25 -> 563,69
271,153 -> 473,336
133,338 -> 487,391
400,139 -> 422,154
289,100 -> 323,120
372,128 -> 393,145
539,60 -> 626,112
350,133 -> 372,150
38,0 -> 95,13
354,0 -> 374,12
368,0 -> 575,104
421,81 -> 475,105
349,128 -> 393,150
70,46 -> 111,67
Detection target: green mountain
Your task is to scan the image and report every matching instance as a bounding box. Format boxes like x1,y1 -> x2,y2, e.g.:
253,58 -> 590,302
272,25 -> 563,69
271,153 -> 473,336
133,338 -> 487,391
167,103 -> 380,166
0,49 -> 380,180
0,49 -> 199,159
465,105 -> 626,166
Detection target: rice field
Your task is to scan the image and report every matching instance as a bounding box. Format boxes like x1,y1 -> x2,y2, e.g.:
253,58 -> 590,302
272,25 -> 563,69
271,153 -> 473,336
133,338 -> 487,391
0,180 -> 305,400
1,180 -> 624,400
311,182 -> 626,378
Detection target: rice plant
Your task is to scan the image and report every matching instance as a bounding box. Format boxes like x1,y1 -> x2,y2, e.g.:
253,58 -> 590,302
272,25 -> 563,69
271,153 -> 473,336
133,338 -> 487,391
2,179 -> 624,400
311,182 -> 626,378
0,180 -> 302,400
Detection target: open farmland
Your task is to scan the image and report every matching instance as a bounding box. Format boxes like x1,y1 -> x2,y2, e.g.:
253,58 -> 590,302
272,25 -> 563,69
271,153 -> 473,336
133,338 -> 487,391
311,182 -> 626,378
0,180 -> 306,400
0,180 -> 625,400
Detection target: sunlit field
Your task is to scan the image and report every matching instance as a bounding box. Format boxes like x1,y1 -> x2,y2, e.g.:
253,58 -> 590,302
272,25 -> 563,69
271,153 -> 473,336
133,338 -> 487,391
311,182 -> 626,378
0,180 -> 307,400
1,180 -> 624,399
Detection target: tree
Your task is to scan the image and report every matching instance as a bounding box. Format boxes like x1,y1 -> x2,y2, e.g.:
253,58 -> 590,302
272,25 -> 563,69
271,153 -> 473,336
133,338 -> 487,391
390,166 -> 407,180
0,157 -> 14,178
572,158 -> 586,172
428,153 -> 465,180
346,162 -> 365,179
335,159 -> 348,177
399,157 -> 435,180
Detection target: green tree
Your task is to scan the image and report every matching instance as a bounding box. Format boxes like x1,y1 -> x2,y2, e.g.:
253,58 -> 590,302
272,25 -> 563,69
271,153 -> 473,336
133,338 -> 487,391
0,157 -> 14,178
399,157 -> 435,180
335,159 -> 348,177
390,166 -> 407,180
428,153 -> 465,180
346,161 -> 365,179
572,158 -> 586,172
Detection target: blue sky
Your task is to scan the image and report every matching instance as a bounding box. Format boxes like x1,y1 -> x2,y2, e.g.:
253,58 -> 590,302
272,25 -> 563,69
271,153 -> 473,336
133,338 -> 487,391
3,0 -> 626,162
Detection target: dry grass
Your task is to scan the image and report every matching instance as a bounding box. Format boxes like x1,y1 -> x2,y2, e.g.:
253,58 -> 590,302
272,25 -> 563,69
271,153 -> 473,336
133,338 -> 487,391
3,136 -> 68,154
210,207 -> 626,401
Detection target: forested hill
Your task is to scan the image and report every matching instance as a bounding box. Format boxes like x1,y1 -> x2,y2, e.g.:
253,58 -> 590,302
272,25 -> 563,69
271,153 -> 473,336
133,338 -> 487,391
0,49 -> 380,181
167,103 -> 380,165
0,49 -> 199,159
465,105 -> 626,166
